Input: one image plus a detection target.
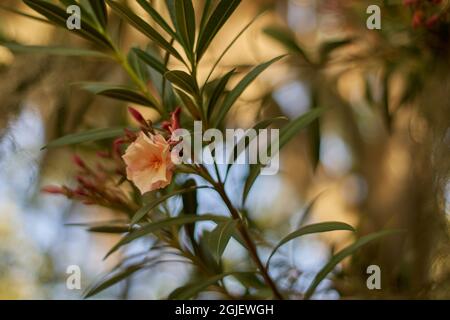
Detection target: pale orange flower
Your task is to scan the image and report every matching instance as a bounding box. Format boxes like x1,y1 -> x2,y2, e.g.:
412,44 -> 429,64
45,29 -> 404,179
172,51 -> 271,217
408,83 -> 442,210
122,132 -> 175,194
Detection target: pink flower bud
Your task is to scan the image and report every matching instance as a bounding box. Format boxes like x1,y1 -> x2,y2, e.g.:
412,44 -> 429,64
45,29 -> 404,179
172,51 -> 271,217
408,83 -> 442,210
426,14 -> 440,28
124,128 -> 137,141
128,107 -> 147,127
412,10 -> 424,28
96,151 -> 110,158
73,155 -> 86,169
42,185 -> 65,195
171,107 -> 181,131
113,138 -> 126,155
77,176 -> 96,191
161,121 -> 171,132
74,187 -> 89,197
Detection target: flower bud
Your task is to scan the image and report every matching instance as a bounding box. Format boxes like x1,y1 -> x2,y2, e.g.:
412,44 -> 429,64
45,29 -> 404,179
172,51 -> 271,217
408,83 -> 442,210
73,155 -> 86,169
42,185 -> 65,195
128,107 -> 147,127
426,14 -> 440,28
412,10 -> 424,28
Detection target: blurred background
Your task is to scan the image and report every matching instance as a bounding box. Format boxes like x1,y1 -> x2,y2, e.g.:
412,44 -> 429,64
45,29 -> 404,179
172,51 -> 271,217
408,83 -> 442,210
0,0 -> 449,299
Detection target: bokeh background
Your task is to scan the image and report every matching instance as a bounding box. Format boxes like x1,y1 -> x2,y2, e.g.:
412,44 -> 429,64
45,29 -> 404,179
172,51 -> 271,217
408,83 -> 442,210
0,0 -> 449,299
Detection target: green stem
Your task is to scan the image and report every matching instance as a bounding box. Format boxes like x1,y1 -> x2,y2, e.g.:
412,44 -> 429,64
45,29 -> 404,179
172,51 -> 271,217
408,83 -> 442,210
114,50 -> 163,114
194,165 -> 282,300
214,182 -> 283,300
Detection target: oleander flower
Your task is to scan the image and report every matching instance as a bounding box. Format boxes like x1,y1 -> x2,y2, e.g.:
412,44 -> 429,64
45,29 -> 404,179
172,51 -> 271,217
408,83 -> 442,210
122,132 -> 175,194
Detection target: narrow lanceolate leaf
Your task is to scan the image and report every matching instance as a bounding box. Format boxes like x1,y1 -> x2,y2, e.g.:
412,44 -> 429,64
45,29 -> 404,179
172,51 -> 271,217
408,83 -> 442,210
226,116 -> 288,175
1,43 -> 109,58
105,215 -> 229,259
266,222 -> 355,270
242,108 -> 326,204
59,0 -> 97,25
23,0 -> 113,50
105,0 -> 183,61
242,165 -> 261,205
196,0 -> 241,61
279,107 -> 327,149
208,219 -> 238,262
44,127 -> 127,149
199,0 -> 214,32
128,48 -> 150,83
165,70 -> 199,96
165,0 -> 177,28
137,0 -> 178,40
79,82 -> 158,108
88,0 -> 108,29
132,48 -> 167,75
304,230 -> 402,299
213,55 -> 285,127
169,272 -> 237,300
87,225 -> 130,234
175,88 -> 202,120
174,0 -> 196,54
264,26 -> 311,64
84,264 -> 144,298
207,69 -> 236,119
130,185 -> 211,225
181,179 -> 199,249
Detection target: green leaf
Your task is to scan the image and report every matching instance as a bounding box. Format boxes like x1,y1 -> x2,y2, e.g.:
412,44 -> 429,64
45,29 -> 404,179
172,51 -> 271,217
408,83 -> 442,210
308,105 -> 321,171
208,219 -> 238,262
169,272 -> 236,300
105,0 -> 183,61
127,48 -> 150,83
175,88 -> 201,119
266,222 -> 355,270
84,263 -> 144,298
198,230 -> 222,273
297,192 -> 325,228
279,107 -> 327,150
181,180 -> 199,216
164,0 -> 177,27
87,225 -> 130,234
264,26 -> 311,64
181,179 -> 199,249
59,0 -> 96,25
242,108 -> 325,204
213,55 -> 285,127
130,185 -> 210,225
44,127 -> 126,149
165,70 -> 199,95
137,0 -> 178,40
88,0 -> 108,29
78,82 -> 158,108
226,116 -> 288,176
233,272 -> 266,290
23,0 -> 113,50
174,0 -> 196,55
207,69 -> 235,119
0,42 -> 109,58
199,0 -> 214,32
196,0 -> 241,61
304,230 -> 402,299
105,214 -> 229,259
242,165 -> 261,205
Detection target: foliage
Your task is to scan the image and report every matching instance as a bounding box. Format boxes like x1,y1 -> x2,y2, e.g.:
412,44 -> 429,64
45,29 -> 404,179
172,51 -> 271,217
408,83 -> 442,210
0,0 -> 402,300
